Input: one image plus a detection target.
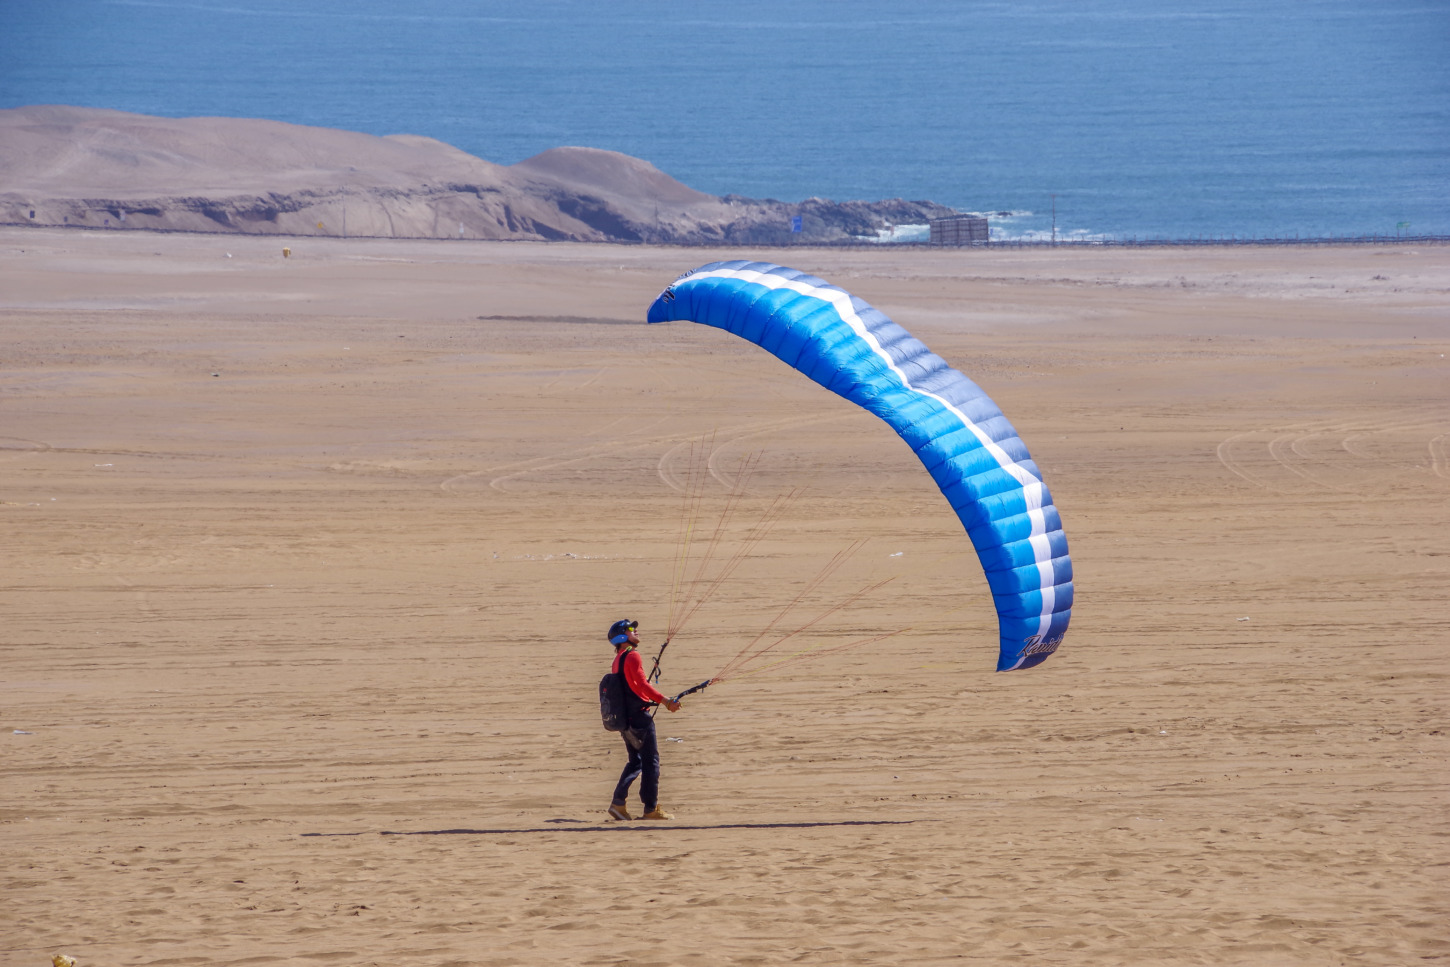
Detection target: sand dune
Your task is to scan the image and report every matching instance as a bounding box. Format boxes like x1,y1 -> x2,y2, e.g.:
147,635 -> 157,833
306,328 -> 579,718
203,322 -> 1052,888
1,228 -> 1447,966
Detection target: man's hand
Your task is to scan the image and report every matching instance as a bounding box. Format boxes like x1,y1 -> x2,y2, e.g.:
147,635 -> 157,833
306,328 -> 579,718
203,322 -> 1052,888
662,698 -> 681,712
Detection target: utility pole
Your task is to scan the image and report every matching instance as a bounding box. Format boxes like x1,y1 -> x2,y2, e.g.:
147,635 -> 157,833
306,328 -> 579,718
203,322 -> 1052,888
1051,194 -> 1057,246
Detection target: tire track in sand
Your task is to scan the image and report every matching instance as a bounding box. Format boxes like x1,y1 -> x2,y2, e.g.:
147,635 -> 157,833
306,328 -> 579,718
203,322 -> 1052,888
656,414 -> 854,494
1218,418 -> 1450,495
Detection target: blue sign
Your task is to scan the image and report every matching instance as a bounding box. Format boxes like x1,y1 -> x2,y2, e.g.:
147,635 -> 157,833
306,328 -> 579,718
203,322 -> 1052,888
791,215 -> 802,233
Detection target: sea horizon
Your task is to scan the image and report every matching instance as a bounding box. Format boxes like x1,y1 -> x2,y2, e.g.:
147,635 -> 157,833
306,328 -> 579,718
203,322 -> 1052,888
2,0 -> 1446,241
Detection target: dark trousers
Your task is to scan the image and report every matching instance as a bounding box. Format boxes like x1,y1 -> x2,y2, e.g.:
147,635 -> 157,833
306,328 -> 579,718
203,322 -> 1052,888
612,715 -> 660,811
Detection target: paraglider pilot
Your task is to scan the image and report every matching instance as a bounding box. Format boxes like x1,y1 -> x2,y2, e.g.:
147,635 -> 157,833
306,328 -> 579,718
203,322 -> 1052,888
606,619 -> 680,820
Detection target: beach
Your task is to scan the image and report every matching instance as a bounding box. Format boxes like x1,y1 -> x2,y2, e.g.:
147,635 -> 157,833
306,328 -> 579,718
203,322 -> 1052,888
2,228 -> 1447,966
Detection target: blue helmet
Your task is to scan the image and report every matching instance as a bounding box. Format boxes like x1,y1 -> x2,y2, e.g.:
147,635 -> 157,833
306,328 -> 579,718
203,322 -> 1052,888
607,618 -> 638,646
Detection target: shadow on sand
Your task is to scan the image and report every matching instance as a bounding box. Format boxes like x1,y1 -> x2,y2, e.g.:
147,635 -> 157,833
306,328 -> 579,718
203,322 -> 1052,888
302,819 -> 922,838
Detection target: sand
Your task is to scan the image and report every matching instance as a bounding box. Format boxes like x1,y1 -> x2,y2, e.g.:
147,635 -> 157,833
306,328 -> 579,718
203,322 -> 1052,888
2,228 -> 1447,966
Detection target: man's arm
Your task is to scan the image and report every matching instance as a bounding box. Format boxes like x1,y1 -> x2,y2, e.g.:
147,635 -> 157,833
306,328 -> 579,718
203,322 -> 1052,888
625,650 -> 680,711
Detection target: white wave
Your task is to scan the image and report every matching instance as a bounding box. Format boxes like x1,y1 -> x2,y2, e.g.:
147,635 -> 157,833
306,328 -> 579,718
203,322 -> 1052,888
988,226 -> 1113,243
861,223 -> 930,243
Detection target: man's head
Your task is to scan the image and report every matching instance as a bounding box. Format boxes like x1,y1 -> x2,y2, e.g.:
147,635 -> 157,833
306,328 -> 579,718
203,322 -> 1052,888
608,618 -> 639,647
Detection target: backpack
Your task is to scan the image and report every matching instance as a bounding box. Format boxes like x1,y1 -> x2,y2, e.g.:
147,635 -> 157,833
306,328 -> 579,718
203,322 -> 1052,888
599,651 -> 633,732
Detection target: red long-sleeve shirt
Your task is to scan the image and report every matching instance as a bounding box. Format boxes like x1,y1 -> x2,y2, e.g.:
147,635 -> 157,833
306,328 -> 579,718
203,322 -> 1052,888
612,647 -> 666,704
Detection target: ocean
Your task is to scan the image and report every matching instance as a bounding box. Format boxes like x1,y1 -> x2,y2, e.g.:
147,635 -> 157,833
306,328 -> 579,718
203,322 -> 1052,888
2,0 -> 1447,240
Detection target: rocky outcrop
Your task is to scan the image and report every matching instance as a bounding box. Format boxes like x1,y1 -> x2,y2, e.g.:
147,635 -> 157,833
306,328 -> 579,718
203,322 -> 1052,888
0,106 -> 956,244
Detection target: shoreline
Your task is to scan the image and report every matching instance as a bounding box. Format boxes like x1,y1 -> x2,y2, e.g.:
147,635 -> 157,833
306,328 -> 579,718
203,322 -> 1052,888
4,219 -> 1447,250
8,109 -> 1444,248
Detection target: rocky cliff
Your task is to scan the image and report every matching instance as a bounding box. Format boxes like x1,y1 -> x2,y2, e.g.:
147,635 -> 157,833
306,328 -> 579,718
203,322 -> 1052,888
0,106 -> 955,244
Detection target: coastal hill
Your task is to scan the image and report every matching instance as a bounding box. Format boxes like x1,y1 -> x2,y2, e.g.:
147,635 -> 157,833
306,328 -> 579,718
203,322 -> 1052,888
0,106 -> 955,244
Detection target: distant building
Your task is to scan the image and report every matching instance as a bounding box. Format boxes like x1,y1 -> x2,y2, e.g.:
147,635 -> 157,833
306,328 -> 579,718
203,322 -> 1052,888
929,214 -> 989,245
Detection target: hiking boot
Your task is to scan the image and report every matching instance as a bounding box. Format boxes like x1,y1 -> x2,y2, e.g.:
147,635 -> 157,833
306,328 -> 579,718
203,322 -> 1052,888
640,807 -> 674,820
607,803 -> 632,821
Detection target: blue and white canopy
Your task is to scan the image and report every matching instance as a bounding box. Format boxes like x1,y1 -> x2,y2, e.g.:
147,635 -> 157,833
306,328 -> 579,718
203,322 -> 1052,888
647,261 -> 1072,671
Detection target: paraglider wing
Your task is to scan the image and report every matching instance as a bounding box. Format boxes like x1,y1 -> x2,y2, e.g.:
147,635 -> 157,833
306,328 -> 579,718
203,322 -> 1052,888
647,261 -> 1072,671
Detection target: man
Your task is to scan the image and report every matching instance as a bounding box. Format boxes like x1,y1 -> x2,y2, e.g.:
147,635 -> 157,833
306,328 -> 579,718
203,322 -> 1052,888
606,618 -> 680,821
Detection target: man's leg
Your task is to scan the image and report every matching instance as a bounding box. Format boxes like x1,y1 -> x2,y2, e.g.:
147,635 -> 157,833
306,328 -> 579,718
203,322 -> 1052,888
635,719 -> 662,812
611,730 -> 644,811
